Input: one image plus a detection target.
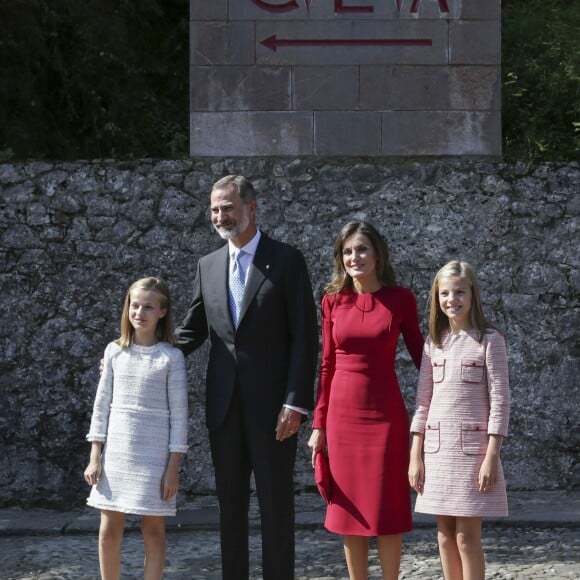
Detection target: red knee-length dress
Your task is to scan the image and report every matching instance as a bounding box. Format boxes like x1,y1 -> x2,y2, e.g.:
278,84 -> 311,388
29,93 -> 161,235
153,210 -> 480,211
312,286 -> 423,536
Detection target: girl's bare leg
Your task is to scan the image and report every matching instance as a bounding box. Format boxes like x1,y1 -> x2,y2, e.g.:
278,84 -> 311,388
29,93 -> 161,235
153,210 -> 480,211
436,515 -> 462,580
141,515 -> 166,580
99,510 -> 125,580
344,535 -> 369,580
376,533 -> 402,579
455,517 -> 484,580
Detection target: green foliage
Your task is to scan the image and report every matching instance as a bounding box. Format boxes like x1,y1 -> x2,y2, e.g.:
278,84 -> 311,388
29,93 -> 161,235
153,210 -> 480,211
0,148 -> 14,163
503,0 -> 580,161
0,0 -> 188,160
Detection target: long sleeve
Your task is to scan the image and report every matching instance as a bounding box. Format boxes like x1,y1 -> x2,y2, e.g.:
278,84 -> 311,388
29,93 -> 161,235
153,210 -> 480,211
312,294 -> 336,429
400,288 -> 424,370
410,340 -> 434,434
86,342 -> 116,442
174,260 -> 209,356
282,248 -> 319,410
485,331 -> 510,437
167,348 -> 189,453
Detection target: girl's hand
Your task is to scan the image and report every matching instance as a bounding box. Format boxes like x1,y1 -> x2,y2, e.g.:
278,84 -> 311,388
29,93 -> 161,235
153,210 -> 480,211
307,429 -> 327,466
408,455 -> 425,494
408,432 -> 425,493
478,454 -> 499,492
161,470 -> 179,501
161,452 -> 183,501
84,442 -> 103,485
84,460 -> 101,486
479,434 -> 503,492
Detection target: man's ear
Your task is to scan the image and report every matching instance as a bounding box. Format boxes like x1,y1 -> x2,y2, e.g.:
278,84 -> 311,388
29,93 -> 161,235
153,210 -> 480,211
248,199 -> 258,217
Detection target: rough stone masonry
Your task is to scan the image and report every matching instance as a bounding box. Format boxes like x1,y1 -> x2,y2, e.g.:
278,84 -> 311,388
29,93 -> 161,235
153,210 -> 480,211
0,158 -> 578,507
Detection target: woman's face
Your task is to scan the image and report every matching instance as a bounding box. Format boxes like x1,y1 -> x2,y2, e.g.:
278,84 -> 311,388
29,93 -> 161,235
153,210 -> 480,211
342,232 -> 378,283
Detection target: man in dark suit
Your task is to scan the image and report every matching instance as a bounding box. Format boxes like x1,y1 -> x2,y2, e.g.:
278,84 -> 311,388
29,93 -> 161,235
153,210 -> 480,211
175,175 -> 318,580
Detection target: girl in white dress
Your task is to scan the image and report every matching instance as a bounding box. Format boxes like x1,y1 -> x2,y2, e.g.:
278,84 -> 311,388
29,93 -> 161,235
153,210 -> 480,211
409,261 -> 510,580
84,277 -> 188,580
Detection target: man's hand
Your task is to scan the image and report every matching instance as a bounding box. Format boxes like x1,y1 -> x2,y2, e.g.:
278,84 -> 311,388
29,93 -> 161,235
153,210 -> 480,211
275,408 -> 301,441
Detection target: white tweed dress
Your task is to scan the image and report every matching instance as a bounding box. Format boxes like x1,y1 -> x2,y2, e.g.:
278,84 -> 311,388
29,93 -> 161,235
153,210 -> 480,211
410,329 -> 510,517
86,341 -> 188,516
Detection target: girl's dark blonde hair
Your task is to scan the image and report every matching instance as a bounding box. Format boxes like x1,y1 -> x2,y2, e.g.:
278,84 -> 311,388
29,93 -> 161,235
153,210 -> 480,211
429,260 -> 492,347
323,221 -> 397,295
116,277 -> 175,347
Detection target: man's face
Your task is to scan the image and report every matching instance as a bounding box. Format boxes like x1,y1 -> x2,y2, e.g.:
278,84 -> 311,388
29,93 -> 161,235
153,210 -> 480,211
210,185 -> 255,241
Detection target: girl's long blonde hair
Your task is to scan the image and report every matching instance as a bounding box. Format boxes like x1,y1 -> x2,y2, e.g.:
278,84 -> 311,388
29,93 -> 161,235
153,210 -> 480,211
323,221 -> 397,296
116,277 -> 175,347
429,261 -> 492,347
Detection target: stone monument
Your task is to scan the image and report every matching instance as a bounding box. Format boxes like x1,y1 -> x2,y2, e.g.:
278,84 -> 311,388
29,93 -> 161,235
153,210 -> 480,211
190,0 -> 501,156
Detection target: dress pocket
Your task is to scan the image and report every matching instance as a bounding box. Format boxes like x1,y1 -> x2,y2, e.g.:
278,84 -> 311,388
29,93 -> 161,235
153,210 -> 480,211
461,422 -> 487,455
424,422 -> 440,453
461,358 -> 485,383
432,358 -> 445,383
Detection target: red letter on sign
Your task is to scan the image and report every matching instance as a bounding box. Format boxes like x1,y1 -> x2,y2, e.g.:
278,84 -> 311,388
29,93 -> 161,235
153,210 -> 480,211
410,0 -> 449,13
252,0 -> 299,13
335,1 -> 374,13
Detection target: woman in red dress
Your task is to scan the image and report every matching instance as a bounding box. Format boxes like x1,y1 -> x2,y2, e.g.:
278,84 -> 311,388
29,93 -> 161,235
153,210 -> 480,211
308,221 -> 423,579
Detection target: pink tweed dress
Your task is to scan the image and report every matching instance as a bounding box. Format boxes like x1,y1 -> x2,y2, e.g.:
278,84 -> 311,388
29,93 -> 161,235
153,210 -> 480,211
410,329 -> 510,517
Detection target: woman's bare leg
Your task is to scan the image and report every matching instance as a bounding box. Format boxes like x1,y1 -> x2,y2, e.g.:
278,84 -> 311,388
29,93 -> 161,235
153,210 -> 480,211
377,533 -> 402,579
344,535 -> 369,580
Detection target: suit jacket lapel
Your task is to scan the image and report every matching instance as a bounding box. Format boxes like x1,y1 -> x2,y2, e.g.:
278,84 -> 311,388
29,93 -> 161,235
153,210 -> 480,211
212,244 -> 234,330
238,235 -> 273,325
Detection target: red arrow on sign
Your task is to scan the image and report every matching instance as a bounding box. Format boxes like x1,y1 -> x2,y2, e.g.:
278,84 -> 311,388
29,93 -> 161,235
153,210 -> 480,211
260,35 -> 432,51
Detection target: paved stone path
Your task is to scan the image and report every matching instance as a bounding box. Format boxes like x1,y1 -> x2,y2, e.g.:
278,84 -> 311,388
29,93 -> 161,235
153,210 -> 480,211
0,526 -> 578,579
1,492 -> 578,579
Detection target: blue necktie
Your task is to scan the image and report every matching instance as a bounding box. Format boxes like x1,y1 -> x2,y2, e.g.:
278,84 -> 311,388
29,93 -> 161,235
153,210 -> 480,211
229,250 -> 246,327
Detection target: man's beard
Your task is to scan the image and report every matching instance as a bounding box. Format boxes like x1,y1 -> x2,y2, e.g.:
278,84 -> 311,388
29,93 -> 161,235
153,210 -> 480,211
213,213 -> 250,241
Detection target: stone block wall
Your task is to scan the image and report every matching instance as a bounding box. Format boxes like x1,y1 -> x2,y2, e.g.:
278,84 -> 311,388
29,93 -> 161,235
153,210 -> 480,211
190,0 -> 501,156
0,158 -> 578,508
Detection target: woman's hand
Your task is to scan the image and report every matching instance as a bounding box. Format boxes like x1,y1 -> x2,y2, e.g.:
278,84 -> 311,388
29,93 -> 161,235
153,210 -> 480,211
307,428 -> 327,466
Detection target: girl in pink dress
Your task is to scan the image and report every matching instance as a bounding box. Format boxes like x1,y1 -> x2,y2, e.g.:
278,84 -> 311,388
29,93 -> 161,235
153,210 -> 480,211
308,221 -> 423,580
409,261 -> 510,580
